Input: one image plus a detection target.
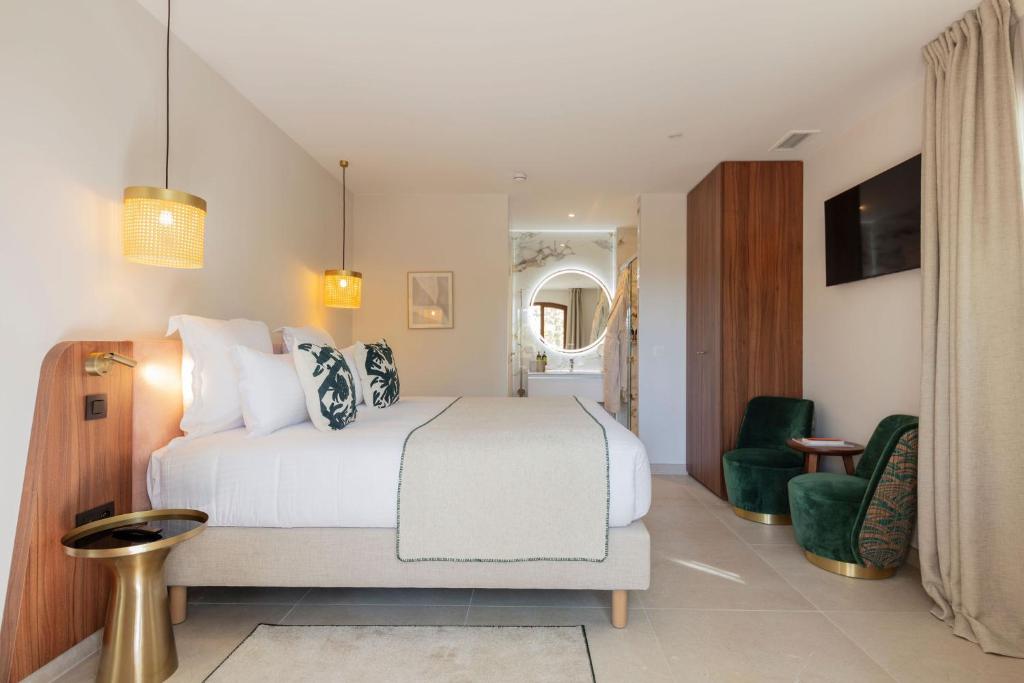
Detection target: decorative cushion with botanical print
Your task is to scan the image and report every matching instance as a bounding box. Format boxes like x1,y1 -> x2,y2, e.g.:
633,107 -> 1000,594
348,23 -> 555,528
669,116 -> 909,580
292,343 -> 358,431
355,340 -> 400,408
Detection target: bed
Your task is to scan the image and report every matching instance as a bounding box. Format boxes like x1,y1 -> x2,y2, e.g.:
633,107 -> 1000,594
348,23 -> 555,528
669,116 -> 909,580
133,340 -> 651,629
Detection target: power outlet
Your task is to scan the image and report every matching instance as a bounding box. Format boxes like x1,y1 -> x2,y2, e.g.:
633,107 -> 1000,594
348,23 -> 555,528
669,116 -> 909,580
75,501 -> 115,528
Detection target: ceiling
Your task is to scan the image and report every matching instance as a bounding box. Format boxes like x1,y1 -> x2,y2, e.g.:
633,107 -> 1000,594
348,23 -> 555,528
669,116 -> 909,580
138,0 -> 970,199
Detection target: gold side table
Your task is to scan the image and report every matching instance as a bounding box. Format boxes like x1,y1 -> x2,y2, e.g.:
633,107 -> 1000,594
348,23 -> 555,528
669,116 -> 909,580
62,509 -> 207,683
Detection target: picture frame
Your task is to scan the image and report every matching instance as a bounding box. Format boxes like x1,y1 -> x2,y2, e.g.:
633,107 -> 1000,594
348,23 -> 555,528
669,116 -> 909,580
407,271 -> 454,329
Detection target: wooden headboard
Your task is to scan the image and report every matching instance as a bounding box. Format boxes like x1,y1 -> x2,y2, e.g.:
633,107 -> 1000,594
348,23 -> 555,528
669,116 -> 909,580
131,340 -> 185,510
0,339 -> 184,682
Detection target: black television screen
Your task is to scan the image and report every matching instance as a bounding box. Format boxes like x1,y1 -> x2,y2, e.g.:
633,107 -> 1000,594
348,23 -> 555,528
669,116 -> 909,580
824,155 -> 921,286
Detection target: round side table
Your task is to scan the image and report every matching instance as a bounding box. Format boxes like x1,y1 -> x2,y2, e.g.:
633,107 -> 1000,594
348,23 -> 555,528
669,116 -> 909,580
61,509 -> 207,683
786,438 -> 865,475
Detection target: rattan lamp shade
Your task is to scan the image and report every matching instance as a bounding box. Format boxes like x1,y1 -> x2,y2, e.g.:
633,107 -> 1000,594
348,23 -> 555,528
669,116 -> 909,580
123,186 -> 206,269
324,269 -> 363,308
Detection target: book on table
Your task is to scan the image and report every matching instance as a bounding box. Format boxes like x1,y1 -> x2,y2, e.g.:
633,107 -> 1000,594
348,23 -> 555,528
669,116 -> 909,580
797,438 -> 849,448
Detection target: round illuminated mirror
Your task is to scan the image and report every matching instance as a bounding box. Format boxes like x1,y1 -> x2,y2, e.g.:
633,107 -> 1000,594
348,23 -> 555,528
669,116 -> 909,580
529,269 -> 611,353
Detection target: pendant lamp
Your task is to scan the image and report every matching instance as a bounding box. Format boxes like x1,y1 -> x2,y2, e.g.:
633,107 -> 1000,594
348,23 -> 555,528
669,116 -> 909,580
324,160 -> 362,308
123,0 -> 206,269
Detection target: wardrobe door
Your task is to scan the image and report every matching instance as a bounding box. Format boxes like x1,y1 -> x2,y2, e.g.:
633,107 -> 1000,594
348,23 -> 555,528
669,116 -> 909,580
686,165 -> 724,497
719,162 -> 803,455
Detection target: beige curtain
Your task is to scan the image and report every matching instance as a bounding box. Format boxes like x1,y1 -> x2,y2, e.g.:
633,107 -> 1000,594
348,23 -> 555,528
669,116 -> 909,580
920,0 -> 1024,657
565,288 -> 584,350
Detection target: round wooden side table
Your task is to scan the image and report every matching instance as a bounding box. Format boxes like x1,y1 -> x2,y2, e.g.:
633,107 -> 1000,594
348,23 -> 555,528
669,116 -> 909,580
786,438 -> 865,475
61,509 -> 207,683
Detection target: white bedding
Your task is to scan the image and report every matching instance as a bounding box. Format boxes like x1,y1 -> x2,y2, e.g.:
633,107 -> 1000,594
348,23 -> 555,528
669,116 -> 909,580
149,396 -> 651,528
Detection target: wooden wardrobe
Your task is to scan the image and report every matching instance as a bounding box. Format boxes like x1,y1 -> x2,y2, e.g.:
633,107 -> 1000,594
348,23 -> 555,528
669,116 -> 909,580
685,161 -> 803,498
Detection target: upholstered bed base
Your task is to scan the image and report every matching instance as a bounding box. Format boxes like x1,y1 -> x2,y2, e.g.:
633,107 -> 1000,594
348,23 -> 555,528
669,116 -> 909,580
165,522 -> 650,627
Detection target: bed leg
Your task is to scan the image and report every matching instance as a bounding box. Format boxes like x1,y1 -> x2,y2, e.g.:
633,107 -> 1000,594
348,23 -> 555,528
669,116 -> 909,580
611,590 -> 628,629
169,586 -> 187,625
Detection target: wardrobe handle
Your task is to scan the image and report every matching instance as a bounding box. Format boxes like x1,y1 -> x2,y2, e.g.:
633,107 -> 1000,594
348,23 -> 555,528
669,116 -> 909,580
696,351 -> 706,355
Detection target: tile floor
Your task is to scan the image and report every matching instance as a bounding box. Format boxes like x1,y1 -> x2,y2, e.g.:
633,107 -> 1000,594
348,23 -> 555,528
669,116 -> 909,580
56,476 -> 1023,682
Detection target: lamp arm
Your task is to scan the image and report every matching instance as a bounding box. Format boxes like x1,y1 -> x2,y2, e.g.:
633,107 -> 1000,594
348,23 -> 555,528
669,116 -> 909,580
85,352 -> 139,376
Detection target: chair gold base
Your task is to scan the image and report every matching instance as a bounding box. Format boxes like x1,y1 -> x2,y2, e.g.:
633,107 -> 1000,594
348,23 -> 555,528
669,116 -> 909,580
803,551 -> 896,579
732,506 -> 792,525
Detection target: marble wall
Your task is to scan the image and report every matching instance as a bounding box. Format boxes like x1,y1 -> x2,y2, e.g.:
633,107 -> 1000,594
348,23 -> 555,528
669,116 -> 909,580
510,231 -> 616,394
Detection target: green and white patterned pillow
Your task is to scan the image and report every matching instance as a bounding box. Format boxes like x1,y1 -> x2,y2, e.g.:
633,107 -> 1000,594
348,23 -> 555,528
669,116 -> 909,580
292,343 -> 358,430
356,340 -> 400,408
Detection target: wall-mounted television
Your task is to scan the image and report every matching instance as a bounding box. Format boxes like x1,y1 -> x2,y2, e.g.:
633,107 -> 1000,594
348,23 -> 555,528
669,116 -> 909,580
824,155 -> 921,286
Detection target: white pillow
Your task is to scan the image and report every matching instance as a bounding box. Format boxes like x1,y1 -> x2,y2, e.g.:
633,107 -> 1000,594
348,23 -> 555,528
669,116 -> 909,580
292,342 -> 358,431
278,325 -> 336,353
231,346 -> 308,436
167,315 -> 272,437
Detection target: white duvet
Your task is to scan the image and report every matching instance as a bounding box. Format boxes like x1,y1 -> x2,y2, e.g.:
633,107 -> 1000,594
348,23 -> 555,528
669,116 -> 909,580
149,396 -> 652,528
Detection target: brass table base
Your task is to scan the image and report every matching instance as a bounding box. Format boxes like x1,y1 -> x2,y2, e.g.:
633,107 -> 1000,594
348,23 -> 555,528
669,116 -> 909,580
62,509 -> 207,683
732,506 -> 792,525
98,549 -> 178,682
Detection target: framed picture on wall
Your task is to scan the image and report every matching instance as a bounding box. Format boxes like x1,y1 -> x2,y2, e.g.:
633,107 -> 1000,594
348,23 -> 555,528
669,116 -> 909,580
408,271 -> 454,329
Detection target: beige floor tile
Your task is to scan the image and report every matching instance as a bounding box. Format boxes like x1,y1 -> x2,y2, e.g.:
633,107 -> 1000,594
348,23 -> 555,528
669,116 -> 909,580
707,504 -> 798,545
293,602 -> 673,683
651,475 -> 711,505
648,608 -> 894,682
826,611 -> 1024,682
469,607 -> 676,682
584,614 -> 676,683
642,539 -> 814,610
187,586 -> 309,605
643,503 -> 734,544
753,545 -> 933,612
281,603 -> 468,626
300,587 -> 472,606
671,475 -> 731,508
471,588 -> 610,608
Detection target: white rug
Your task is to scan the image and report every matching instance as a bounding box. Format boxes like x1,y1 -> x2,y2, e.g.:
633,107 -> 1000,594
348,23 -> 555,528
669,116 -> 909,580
205,624 -> 596,682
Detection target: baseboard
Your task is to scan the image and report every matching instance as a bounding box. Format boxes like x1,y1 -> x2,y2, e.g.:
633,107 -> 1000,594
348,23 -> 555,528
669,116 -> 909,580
22,629 -> 101,683
650,463 -> 686,475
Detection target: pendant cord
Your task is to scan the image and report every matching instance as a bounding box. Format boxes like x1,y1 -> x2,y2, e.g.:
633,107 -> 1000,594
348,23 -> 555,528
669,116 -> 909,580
164,0 -> 171,189
341,163 -> 347,269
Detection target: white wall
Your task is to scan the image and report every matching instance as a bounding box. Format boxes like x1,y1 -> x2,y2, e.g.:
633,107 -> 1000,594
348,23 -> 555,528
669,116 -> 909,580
638,194 -> 687,468
0,1 -> 350,621
352,194 -> 510,396
803,82 -> 924,466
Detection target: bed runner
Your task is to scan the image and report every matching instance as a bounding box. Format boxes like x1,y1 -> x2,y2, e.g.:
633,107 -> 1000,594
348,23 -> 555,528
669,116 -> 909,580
397,396 -> 609,562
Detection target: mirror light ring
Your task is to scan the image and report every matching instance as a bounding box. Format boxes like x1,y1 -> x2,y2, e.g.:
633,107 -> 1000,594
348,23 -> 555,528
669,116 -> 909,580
527,267 -> 612,355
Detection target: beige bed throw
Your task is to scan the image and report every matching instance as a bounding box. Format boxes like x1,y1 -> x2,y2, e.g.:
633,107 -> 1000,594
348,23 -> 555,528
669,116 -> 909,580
397,397 -> 609,562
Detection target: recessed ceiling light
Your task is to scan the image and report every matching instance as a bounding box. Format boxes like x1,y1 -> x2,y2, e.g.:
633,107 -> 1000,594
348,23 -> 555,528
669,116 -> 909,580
568,213 -> 576,218
512,171 -> 528,182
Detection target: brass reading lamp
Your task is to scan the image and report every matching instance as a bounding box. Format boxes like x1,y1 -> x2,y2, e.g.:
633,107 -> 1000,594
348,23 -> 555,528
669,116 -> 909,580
122,0 -> 207,269
85,352 -> 138,377
324,160 -> 363,308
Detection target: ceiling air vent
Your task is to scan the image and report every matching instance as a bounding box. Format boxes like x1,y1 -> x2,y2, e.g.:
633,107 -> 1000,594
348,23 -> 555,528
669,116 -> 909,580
771,129 -> 820,151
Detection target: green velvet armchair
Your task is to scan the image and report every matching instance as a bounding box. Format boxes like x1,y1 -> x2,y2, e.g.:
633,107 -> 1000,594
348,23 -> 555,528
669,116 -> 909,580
722,396 -> 815,525
788,415 -> 919,579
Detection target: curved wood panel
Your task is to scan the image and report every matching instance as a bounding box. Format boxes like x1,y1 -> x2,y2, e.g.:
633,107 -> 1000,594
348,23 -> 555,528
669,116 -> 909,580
0,342 -> 133,682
